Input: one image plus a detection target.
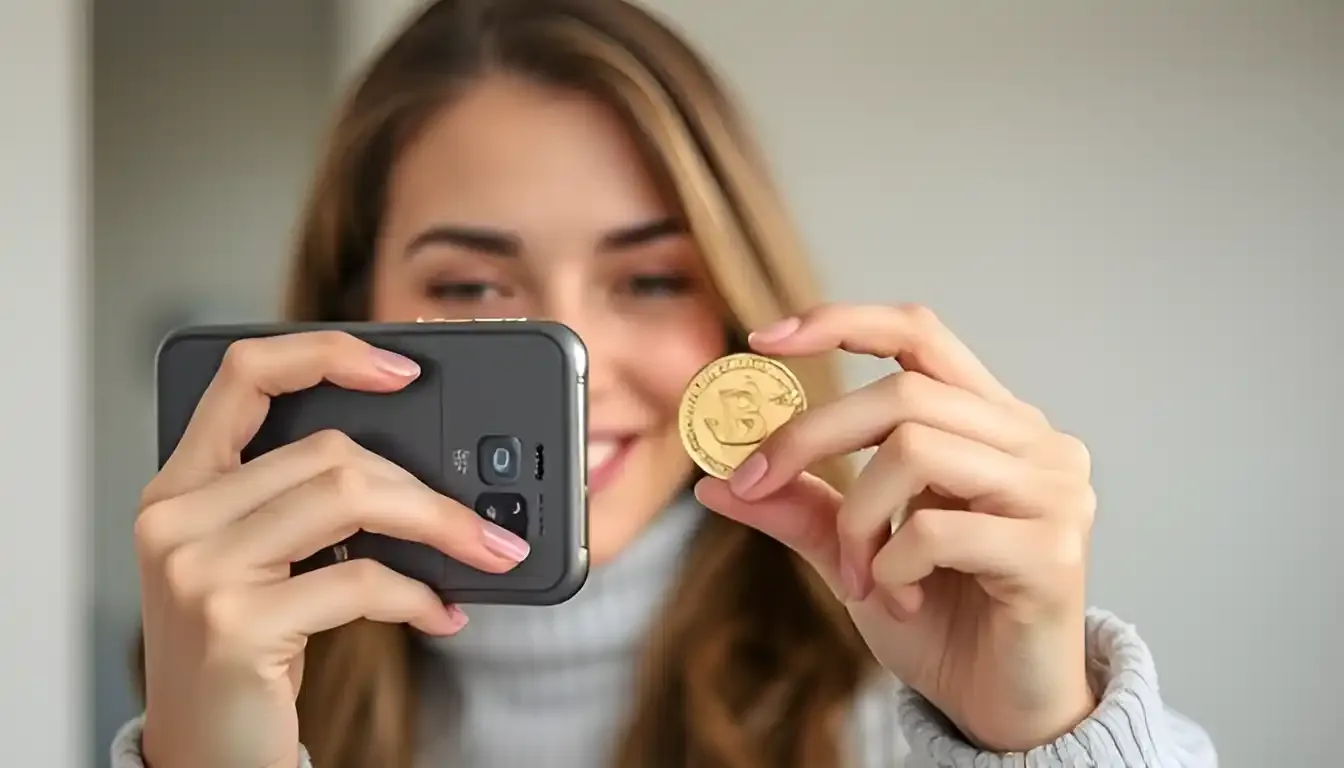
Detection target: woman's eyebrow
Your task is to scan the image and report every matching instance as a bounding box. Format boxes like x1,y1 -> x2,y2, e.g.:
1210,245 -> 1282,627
600,217 -> 685,251
403,216 -> 685,259
405,224 -> 521,258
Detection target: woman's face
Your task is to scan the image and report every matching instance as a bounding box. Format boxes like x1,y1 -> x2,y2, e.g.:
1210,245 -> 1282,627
369,74 -> 727,566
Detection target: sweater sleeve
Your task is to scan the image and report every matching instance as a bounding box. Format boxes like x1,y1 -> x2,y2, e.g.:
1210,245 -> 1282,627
109,715 -> 315,768
894,607 -> 1218,767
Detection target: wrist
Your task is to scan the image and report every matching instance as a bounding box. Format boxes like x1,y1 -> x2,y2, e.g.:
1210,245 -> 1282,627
961,672 -> 1098,753
140,709 -> 174,768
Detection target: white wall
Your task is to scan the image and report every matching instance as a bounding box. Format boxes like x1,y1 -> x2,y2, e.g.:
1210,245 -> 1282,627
89,0 -> 1341,765
333,0 -> 425,86
91,0 -> 334,757
0,2 -> 86,765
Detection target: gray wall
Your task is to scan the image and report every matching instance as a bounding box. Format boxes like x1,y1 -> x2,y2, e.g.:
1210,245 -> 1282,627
87,0 -> 1341,765
0,1 -> 86,765
91,0 -> 334,758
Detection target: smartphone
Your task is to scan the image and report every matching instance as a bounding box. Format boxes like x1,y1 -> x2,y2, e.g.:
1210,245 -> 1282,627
154,320 -> 589,605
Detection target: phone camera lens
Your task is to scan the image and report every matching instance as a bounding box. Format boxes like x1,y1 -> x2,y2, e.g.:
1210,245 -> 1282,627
477,436 -> 522,484
492,447 -> 512,473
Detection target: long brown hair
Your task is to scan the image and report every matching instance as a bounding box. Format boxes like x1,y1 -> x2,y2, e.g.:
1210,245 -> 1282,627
136,1 -> 877,766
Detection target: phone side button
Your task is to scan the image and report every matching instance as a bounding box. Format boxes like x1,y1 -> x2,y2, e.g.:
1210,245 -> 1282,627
580,484 -> 588,547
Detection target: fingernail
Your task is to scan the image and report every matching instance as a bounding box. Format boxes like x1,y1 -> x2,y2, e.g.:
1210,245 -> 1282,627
441,604 -> 469,633
691,477 -> 710,503
370,348 -> 420,377
748,316 -> 800,345
481,521 -> 530,562
729,452 -> 768,498
880,591 -> 910,622
841,562 -> 864,602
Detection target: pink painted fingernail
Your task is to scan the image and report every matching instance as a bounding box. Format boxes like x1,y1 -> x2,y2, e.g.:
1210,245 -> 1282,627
841,562 -> 864,602
481,521 -> 531,562
729,452 -> 769,498
748,316 -> 800,345
370,348 -> 420,377
441,604 -> 469,633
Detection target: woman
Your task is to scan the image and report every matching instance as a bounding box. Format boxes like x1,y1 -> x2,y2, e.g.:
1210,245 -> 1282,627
116,1 -> 1217,766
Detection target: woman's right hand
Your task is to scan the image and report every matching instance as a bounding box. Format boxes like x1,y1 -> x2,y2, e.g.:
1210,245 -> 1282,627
135,331 -> 531,768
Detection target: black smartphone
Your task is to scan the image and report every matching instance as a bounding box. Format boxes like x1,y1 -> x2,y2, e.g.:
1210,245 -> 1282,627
154,320 -> 589,605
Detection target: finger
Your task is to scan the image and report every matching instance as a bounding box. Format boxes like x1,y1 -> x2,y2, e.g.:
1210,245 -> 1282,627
748,303 -> 1015,403
836,423 -> 1063,600
152,331 -> 421,501
136,430 -> 410,553
196,467 -> 529,576
870,508 -> 1043,605
730,370 -> 1046,502
250,559 -> 469,638
694,473 -> 845,593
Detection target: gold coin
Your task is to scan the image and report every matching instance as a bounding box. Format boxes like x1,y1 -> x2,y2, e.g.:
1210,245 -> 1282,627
678,352 -> 808,479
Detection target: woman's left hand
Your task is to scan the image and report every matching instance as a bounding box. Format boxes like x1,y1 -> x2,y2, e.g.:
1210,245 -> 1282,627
696,303 -> 1099,752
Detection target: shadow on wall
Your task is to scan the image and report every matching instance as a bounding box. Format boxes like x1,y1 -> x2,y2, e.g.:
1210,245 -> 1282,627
93,605 -> 139,762
90,0 -> 335,762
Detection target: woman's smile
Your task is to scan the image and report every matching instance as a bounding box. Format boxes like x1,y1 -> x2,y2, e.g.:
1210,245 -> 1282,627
585,433 -> 635,495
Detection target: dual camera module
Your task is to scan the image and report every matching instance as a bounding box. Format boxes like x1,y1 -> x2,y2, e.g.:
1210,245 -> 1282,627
473,436 -> 530,541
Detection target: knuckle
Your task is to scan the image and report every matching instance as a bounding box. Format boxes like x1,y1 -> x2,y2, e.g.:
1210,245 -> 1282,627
886,421 -> 929,463
199,589 -> 246,637
321,464 -> 369,499
138,477 -> 171,511
901,507 -> 943,550
304,428 -> 359,465
869,556 -> 896,592
311,330 -> 354,356
887,370 -> 932,404
1018,401 -> 1050,426
1056,432 -> 1093,476
218,338 -> 266,380
159,546 -> 201,596
1044,523 -> 1088,570
896,302 -> 939,329
870,549 -> 906,593
133,500 -> 180,559
1070,483 -> 1098,527
342,558 -> 386,596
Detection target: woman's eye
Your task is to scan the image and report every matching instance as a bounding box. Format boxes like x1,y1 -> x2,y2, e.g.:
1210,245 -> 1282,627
625,274 -> 693,297
426,281 -> 505,302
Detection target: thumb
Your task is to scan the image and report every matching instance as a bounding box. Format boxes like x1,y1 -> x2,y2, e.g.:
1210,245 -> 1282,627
694,472 -> 843,590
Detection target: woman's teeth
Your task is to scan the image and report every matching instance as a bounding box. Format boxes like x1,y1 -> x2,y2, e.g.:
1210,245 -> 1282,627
587,440 -> 619,472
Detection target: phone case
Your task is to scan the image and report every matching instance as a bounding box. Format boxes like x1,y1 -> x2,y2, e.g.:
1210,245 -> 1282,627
154,320 -> 589,605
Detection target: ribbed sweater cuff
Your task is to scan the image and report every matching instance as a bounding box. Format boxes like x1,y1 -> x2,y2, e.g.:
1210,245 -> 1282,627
109,715 -> 315,768
896,607 -> 1202,767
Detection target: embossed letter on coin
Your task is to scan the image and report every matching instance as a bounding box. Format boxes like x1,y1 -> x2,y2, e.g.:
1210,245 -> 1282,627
678,353 -> 807,479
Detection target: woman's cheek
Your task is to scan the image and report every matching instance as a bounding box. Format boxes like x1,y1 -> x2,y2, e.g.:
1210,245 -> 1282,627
637,313 -> 727,401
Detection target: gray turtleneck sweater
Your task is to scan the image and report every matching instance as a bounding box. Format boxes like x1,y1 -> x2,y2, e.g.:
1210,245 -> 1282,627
112,496 -> 1218,767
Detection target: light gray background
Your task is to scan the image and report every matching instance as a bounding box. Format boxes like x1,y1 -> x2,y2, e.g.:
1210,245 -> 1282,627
0,1 -> 86,766
5,1 -> 1342,766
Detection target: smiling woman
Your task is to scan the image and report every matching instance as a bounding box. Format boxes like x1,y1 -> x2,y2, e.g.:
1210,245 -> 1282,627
118,2 -> 1217,768
362,74 -> 736,566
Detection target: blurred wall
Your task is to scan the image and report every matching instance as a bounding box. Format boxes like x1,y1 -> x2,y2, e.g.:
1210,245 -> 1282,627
1,2 -> 86,765
91,0 -> 333,757
90,0 -> 1342,765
